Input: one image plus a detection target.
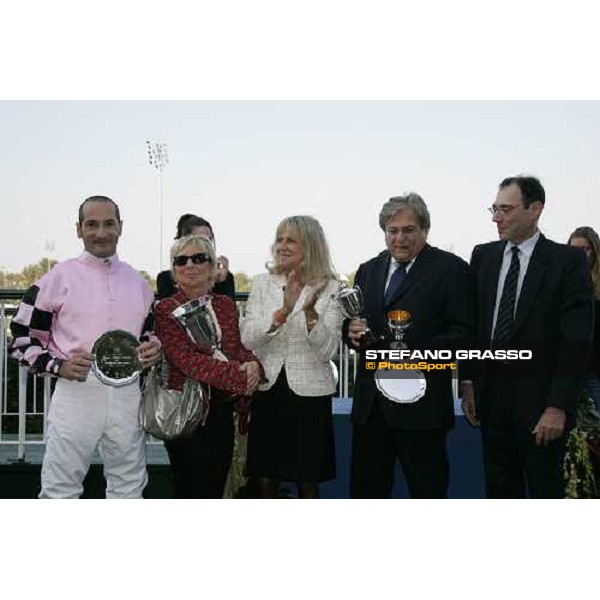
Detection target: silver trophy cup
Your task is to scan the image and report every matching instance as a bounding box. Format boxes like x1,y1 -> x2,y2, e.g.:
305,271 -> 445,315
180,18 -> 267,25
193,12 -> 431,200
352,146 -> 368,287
377,308 -> 427,403
336,283 -> 376,345
387,309 -> 411,350
171,295 -> 219,354
336,283 -> 365,320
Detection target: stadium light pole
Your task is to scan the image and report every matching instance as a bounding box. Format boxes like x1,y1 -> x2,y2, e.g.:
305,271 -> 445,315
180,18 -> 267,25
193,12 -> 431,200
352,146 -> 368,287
145,140 -> 170,270
44,239 -> 55,273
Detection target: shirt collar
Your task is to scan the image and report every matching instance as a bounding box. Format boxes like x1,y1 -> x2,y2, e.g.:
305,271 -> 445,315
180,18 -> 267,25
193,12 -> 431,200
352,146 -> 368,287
390,255 -> 416,272
506,229 -> 540,259
79,251 -> 119,266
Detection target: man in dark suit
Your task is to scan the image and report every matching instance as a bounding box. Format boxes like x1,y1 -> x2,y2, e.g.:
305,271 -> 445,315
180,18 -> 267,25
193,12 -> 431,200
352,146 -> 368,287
461,175 -> 593,498
344,194 -> 474,498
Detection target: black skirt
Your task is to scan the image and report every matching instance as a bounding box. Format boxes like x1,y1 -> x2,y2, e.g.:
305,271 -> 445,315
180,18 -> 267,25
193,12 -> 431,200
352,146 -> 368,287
246,369 -> 336,482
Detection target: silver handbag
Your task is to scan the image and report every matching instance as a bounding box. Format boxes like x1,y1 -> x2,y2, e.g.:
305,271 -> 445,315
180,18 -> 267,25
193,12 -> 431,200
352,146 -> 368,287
140,363 -> 209,441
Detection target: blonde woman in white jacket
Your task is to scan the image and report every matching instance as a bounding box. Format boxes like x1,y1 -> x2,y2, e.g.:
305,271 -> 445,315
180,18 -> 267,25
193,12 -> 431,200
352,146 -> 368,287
241,216 -> 344,498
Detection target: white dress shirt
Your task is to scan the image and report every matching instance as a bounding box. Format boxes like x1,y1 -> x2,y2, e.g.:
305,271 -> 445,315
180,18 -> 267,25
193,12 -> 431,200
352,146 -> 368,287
384,256 -> 416,293
491,230 -> 541,336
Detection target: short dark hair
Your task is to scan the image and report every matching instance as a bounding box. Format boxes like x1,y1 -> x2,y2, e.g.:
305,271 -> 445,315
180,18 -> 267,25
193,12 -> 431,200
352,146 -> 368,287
175,214 -> 213,239
499,175 -> 545,207
78,196 -> 121,224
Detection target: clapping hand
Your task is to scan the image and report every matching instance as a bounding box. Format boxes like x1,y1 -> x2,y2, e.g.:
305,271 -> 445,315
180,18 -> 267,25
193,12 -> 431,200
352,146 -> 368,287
283,270 -> 303,314
302,279 -> 328,312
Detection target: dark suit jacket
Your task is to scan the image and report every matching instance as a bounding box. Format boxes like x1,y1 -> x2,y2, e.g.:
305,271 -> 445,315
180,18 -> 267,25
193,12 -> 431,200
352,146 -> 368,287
156,270 -> 236,300
470,234 -> 594,426
343,244 -> 474,431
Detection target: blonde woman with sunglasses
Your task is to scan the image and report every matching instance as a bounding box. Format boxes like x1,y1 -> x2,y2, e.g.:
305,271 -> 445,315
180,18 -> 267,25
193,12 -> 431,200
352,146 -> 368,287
155,234 -> 263,498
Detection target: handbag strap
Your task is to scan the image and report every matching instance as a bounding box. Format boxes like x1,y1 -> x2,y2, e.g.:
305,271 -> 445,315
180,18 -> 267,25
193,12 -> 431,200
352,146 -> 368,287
153,296 -> 183,383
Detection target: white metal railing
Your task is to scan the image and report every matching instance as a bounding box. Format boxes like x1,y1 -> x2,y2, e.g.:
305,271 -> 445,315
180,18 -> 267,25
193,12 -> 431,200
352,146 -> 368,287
2,354 -> 356,462
1,289 -> 457,462
0,292 -> 51,460
0,290 -> 358,462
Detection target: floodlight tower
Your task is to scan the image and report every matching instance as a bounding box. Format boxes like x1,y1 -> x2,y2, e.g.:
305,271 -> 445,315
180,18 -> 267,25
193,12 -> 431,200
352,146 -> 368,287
44,239 -> 55,273
145,140 -> 170,270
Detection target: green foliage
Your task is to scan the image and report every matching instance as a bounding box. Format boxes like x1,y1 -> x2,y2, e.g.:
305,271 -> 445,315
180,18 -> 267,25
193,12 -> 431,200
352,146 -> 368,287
564,428 -> 596,498
0,257 -> 58,288
139,270 -> 157,291
234,272 -> 252,293
564,395 -> 600,498
0,258 -> 156,291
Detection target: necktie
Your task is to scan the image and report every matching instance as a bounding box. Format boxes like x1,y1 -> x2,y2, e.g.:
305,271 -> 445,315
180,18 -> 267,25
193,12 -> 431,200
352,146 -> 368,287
384,262 -> 407,307
493,246 -> 520,342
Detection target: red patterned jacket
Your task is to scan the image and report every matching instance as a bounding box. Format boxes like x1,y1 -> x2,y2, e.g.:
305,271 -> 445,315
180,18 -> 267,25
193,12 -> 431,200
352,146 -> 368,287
155,291 -> 261,396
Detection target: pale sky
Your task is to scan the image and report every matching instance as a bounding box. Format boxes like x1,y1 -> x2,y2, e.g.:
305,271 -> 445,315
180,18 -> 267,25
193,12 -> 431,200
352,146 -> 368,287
1,101 -> 599,279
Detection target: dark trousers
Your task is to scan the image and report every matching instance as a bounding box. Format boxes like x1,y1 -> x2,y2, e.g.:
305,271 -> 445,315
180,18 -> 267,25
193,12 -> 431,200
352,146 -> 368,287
480,374 -> 566,499
350,400 -> 449,499
164,400 -> 234,499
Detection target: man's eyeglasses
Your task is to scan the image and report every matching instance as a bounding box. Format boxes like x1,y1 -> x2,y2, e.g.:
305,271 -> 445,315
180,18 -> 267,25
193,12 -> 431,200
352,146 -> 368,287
173,253 -> 212,267
487,204 -> 523,216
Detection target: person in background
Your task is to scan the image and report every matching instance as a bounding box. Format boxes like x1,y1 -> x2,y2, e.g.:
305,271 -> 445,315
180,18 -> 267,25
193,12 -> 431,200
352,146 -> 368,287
241,215 -> 343,499
568,226 -> 600,412
157,214 -> 235,299
9,195 -> 161,498
155,234 -> 262,498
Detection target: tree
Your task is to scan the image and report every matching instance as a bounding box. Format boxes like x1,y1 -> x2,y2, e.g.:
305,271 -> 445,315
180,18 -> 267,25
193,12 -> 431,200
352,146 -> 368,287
0,258 -> 157,291
234,272 -> 252,293
0,270 -> 24,289
0,257 -> 58,289
139,271 -> 157,291
20,258 -> 58,287
337,272 -> 356,287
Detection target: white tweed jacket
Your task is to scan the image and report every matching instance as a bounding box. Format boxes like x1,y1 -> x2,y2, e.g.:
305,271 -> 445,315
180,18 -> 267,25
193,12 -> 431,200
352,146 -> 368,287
240,273 -> 344,396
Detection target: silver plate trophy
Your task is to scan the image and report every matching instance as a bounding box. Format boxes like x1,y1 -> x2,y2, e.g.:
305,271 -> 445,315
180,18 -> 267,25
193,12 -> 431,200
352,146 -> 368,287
171,295 -> 219,353
91,330 -> 141,387
375,369 -> 427,404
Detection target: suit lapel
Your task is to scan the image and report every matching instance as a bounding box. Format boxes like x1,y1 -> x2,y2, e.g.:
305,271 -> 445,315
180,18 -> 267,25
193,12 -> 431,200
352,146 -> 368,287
482,242 -> 505,340
384,245 -> 432,308
372,252 -> 390,316
269,274 -> 287,309
511,235 -> 550,335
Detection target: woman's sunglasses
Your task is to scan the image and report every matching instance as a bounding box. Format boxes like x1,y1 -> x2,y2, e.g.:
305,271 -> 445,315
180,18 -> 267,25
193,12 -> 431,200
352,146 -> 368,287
173,253 -> 212,267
